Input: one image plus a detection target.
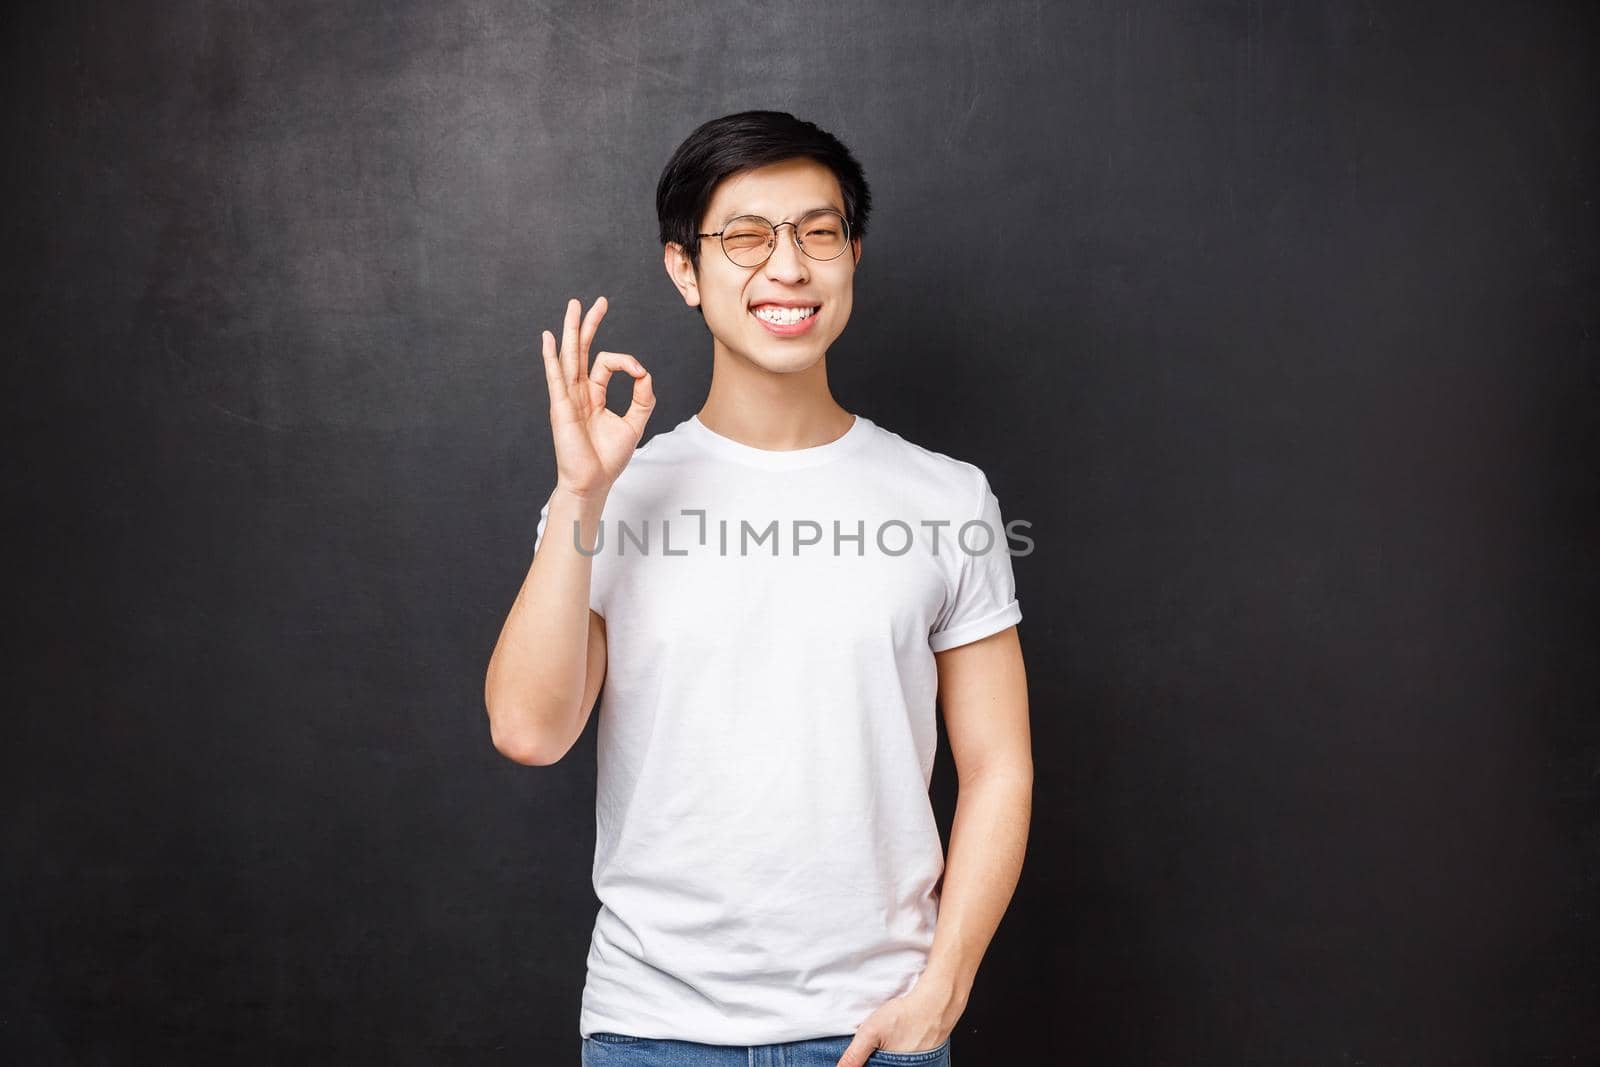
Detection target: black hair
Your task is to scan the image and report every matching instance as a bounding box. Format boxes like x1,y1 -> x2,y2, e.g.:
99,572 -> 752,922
656,110 -> 871,273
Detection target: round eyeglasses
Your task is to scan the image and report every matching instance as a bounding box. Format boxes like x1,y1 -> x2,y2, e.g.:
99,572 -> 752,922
696,209 -> 851,268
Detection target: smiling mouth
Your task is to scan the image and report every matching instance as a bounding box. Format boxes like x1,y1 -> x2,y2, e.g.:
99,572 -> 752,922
750,304 -> 820,326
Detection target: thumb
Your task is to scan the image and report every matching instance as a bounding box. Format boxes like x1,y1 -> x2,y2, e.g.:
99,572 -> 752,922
836,1031 -> 880,1067
619,356 -> 656,440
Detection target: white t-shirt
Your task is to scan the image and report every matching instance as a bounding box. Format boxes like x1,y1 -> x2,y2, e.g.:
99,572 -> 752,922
532,411 -> 1023,1046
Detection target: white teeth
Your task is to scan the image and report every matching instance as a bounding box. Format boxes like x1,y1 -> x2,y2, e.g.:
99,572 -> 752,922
753,305 -> 818,325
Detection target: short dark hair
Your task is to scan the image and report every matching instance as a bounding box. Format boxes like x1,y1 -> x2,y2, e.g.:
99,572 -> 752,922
656,110 -> 871,272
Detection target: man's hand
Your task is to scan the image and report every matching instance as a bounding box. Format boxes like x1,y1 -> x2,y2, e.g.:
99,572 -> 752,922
540,295 -> 655,501
834,975 -> 962,1066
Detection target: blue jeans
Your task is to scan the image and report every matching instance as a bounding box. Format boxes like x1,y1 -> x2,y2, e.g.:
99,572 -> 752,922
581,1032 -> 953,1066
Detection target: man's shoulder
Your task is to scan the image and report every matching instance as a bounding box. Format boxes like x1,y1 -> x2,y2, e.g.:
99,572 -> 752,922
860,417 -> 988,502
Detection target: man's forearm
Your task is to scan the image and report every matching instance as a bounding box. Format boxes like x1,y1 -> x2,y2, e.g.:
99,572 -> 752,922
917,767 -> 1033,1008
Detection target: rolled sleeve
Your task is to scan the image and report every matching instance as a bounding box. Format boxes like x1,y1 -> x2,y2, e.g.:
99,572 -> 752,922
928,469 -> 1022,652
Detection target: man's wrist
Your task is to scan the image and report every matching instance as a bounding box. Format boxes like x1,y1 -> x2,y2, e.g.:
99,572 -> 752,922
552,480 -> 609,509
916,957 -> 975,1011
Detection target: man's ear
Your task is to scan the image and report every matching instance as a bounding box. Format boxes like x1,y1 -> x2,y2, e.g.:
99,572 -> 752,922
663,242 -> 701,308
851,236 -> 862,268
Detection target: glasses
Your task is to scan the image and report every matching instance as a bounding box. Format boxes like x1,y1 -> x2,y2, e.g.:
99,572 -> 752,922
696,209 -> 851,268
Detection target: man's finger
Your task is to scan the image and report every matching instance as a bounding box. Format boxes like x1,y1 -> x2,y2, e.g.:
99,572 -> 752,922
589,352 -> 655,438
539,329 -> 574,418
558,297 -> 583,388
577,296 -> 608,381
834,1033 -> 880,1067
619,358 -> 655,441
586,350 -> 639,407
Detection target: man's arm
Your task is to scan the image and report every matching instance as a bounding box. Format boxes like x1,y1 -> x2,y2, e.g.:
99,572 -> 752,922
483,296 -> 653,765
483,490 -> 611,765
918,624 -> 1033,1014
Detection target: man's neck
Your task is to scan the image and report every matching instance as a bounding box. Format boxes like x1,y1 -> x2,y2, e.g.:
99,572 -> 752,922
697,343 -> 853,451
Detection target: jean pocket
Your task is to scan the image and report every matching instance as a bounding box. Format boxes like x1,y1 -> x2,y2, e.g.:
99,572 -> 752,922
587,1032 -> 645,1045
866,1035 -> 951,1063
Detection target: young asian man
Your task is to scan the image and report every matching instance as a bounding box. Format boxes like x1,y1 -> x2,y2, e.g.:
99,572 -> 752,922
484,110 -> 1032,1067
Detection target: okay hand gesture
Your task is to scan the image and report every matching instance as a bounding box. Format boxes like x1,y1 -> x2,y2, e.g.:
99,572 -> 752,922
539,296 -> 655,499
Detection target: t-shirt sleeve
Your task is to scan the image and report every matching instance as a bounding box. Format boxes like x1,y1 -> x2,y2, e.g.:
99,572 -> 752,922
928,468 -> 1022,652
532,487 -> 607,618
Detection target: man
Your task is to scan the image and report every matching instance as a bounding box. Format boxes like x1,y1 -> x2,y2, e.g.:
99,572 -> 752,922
484,111 -> 1032,1067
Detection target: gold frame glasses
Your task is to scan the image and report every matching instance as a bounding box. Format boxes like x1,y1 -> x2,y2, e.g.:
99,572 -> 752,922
695,209 -> 851,268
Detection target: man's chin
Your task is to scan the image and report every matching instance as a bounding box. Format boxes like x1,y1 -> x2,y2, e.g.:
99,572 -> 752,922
717,337 -> 829,374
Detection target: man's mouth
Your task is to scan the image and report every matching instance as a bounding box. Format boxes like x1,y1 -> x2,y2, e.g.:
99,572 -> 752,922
750,303 -> 820,326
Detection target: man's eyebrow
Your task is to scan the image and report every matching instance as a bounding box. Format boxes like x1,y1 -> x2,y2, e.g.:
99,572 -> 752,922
718,204 -> 844,226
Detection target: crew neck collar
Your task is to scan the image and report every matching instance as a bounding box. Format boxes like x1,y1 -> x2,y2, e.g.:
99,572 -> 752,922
683,411 -> 873,470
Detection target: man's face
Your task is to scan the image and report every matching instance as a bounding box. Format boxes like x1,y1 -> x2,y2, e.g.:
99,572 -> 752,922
665,157 -> 862,374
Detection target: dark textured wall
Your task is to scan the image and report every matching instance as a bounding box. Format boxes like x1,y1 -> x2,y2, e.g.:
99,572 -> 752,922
4,1 -> 1596,1062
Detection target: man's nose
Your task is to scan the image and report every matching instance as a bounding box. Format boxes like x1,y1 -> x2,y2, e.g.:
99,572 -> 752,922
763,225 -> 810,283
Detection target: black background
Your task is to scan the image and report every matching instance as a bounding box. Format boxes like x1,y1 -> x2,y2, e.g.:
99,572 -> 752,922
4,1 -> 1597,1063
